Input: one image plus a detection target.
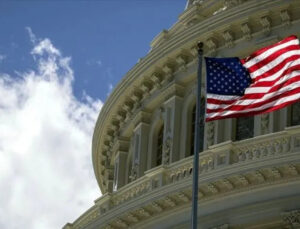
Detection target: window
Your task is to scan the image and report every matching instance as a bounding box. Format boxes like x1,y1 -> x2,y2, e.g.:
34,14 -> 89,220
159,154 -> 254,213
236,116 -> 254,141
291,102 -> 300,126
190,105 -> 196,155
156,124 -> 164,166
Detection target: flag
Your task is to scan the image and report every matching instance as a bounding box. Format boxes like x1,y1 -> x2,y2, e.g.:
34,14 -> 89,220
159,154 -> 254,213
205,35 -> 300,121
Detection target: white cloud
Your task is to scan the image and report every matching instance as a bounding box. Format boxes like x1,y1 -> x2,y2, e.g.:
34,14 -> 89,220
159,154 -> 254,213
0,28 -> 103,229
0,54 -> 6,63
25,26 -> 37,44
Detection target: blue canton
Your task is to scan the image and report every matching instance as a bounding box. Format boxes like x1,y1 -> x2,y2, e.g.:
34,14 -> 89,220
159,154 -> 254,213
205,57 -> 252,96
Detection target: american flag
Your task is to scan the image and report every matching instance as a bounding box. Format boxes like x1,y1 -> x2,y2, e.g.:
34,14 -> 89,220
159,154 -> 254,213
205,35 -> 300,122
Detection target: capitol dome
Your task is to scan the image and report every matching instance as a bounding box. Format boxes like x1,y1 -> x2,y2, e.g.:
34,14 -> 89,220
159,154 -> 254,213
64,0 -> 300,228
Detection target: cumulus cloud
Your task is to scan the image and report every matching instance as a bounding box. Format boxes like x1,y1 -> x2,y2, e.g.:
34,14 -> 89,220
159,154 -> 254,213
0,28 -> 103,229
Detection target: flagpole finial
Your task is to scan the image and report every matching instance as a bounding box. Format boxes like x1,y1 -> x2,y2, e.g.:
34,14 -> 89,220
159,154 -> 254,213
198,42 -> 203,54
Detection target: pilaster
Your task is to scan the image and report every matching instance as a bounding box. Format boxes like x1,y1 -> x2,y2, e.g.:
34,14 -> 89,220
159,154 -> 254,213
163,95 -> 183,163
131,111 -> 150,179
224,119 -> 234,141
113,151 -> 127,190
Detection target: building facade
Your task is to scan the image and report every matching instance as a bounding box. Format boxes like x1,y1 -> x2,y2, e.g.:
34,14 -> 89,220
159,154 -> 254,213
64,0 -> 300,228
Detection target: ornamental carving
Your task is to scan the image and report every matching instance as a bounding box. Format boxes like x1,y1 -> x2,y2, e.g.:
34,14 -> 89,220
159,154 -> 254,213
260,15 -> 271,35
241,22 -> 252,40
235,136 -> 291,163
222,30 -> 234,48
206,121 -> 214,147
163,137 -> 172,165
261,113 -> 269,135
224,0 -> 239,8
176,54 -> 188,72
280,9 -> 291,26
206,37 -> 218,55
129,163 -> 138,181
282,209 -> 300,228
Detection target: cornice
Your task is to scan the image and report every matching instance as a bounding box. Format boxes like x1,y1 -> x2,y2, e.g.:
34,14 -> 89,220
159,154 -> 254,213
92,0 -> 299,193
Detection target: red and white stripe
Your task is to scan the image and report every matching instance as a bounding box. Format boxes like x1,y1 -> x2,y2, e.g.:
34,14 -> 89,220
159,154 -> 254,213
206,35 -> 300,121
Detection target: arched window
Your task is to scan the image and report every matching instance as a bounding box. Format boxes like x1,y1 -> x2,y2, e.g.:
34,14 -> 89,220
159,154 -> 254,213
190,105 -> 196,156
236,116 -> 254,141
291,102 -> 300,126
156,124 -> 164,166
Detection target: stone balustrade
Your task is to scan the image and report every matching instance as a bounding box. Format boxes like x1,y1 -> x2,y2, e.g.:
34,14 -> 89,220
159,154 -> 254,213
68,127 -> 300,229
70,205 -> 100,229
111,177 -> 151,206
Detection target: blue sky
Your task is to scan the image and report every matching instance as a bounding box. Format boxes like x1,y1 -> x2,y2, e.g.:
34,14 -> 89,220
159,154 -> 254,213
0,0 -> 185,101
0,1 -> 186,229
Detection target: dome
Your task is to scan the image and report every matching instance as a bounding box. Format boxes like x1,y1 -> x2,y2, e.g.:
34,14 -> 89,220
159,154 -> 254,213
65,1 -> 300,228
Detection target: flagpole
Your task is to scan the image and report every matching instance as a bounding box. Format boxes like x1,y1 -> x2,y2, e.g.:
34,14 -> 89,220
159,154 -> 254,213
191,42 -> 204,229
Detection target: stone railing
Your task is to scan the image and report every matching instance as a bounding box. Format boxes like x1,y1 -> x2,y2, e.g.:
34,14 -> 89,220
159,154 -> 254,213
68,127 -> 300,229
232,133 -> 291,164
69,205 -> 100,229
166,130 -> 297,186
111,177 -> 151,206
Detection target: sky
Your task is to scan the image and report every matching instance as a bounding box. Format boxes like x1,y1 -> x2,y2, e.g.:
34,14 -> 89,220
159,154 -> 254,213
0,1 -> 186,229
